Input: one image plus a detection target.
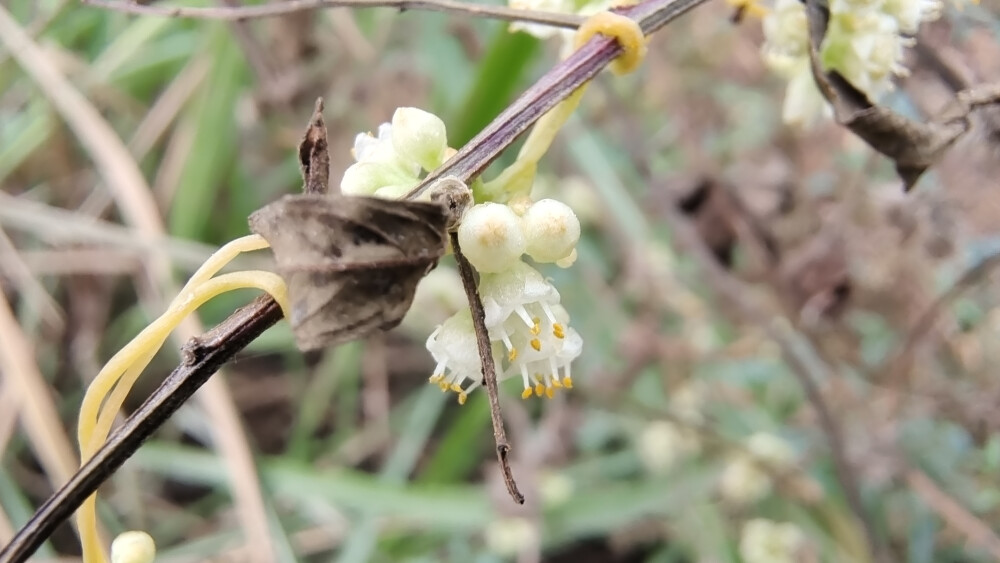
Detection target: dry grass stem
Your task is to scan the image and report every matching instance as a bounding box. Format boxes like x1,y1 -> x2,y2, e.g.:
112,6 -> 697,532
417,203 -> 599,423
83,0 -> 586,29
0,6 -> 276,559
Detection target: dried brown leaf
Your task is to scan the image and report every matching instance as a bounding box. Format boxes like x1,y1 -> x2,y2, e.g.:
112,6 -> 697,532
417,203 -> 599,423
249,194 -> 448,351
248,178 -> 472,351
298,98 -> 330,195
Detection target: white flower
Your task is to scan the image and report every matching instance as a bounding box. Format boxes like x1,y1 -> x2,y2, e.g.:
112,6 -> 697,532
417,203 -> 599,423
521,198 -> 581,263
747,431 -> 796,466
763,0 -> 809,60
340,108 -> 452,196
670,382 -> 706,425
479,260 -> 561,343
824,9 -> 911,96
111,531 -> 156,563
352,122 -> 395,162
719,455 -> 773,504
458,203 -> 527,273
637,420 -> 700,474
739,519 -> 806,563
719,432 -> 796,505
882,0 -> 941,33
391,107 -> 449,171
781,61 -> 833,128
426,310 -> 501,404
762,0 -> 941,127
501,308 -> 582,399
539,470 -> 575,507
340,161 -> 418,196
426,261 -> 582,402
485,518 -> 538,556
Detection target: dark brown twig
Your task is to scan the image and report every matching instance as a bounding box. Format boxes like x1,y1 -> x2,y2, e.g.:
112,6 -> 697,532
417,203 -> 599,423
450,233 -> 524,504
0,296 -> 283,563
885,250 -> 1000,388
82,0 -> 586,29
0,0 -> 709,558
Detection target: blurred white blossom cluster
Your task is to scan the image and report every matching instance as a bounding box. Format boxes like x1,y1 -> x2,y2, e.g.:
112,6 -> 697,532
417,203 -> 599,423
761,0 -> 951,127
739,519 -> 807,563
343,108 -> 584,405
719,431 -> 797,504
637,383 -> 707,473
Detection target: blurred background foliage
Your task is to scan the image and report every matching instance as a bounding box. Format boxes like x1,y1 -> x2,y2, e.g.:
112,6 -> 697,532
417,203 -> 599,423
2,0 -> 1000,561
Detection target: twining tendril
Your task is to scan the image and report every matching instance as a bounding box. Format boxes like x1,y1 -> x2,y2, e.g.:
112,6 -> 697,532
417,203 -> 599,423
75,235 -> 289,563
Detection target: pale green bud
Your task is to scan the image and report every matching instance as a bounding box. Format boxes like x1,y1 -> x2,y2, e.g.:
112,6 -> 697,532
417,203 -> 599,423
340,161 -> 416,196
391,107 -> 448,172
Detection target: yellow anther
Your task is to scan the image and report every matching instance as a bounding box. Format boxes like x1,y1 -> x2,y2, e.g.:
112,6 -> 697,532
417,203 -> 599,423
450,383 -> 463,393
545,386 -> 555,399
458,392 -> 468,405
553,323 -> 565,339
429,374 -> 442,383
521,387 -> 534,399
438,382 -> 449,392
508,347 -> 518,362
552,378 -> 563,389
574,11 -> 647,75
534,383 -> 545,397
530,319 -> 541,336
562,376 -> 574,389
530,338 -> 542,351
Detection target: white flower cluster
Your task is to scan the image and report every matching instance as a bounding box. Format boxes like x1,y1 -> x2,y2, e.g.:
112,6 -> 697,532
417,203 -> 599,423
739,519 -> 806,563
341,109 -> 585,405
637,420 -> 701,473
341,107 -> 454,198
718,432 -> 796,505
426,190 -> 584,404
762,0 -> 944,127
636,383 -> 707,473
427,261 -> 584,404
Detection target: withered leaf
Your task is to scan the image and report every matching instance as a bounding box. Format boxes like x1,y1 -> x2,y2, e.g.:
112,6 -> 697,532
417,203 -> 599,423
249,194 -> 449,351
802,0 -> 995,191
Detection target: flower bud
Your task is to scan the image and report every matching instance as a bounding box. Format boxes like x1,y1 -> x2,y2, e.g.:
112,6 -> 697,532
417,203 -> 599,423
111,531 -> 156,563
373,184 -> 415,200
391,107 -> 448,171
457,203 -> 526,273
521,199 -> 580,263
340,161 -> 415,196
